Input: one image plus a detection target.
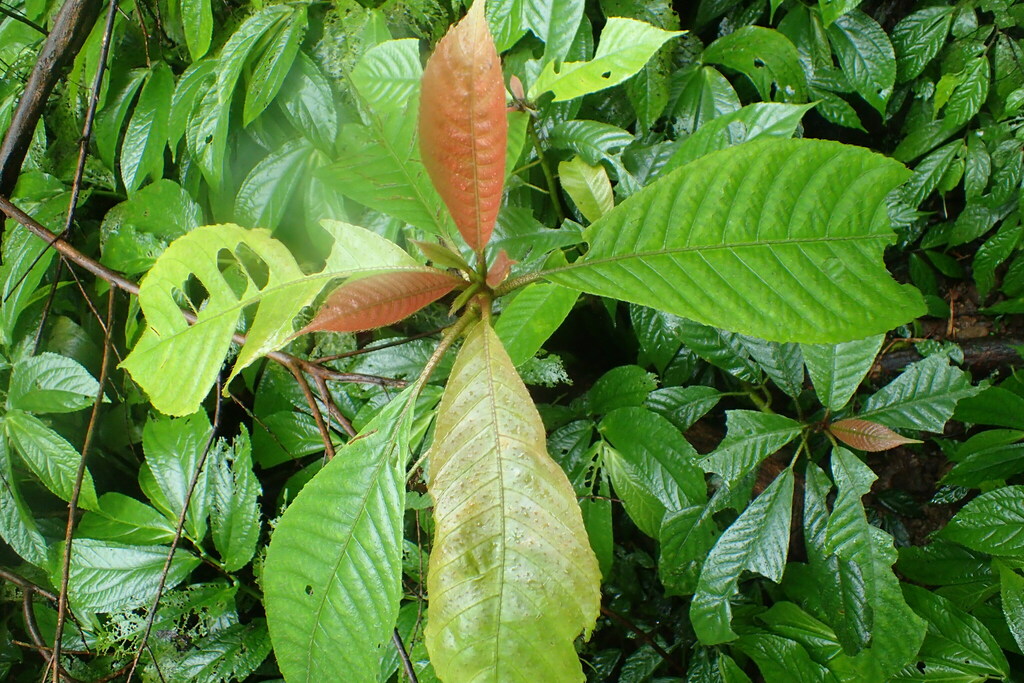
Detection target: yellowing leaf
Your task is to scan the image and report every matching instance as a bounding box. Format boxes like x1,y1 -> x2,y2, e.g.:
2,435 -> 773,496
419,0 -> 507,251
301,268 -> 462,334
426,321 -> 601,681
829,418 -> 922,451
558,156 -> 614,222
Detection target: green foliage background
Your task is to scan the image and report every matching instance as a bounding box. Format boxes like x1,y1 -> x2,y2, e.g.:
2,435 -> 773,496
0,0 -> 1022,679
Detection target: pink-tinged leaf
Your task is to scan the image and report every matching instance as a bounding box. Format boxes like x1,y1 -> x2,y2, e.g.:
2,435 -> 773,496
485,249 -> 515,287
419,0 -> 507,252
301,269 -> 461,334
829,418 -> 922,452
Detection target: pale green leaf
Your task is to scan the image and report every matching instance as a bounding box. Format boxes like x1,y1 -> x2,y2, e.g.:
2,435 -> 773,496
425,322 -> 601,681
529,18 -> 683,101
57,538 -> 199,613
901,584 -> 1010,679
801,334 -> 884,412
494,283 -> 578,366
600,407 -> 706,537
8,352 -> 100,414
703,27 -> 808,102
168,61 -> 216,154
121,61 -> 174,193
121,223 -> 415,416
826,10 -> 896,115
544,139 -> 923,344
5,410 -> 99,511
265,389 -> 417,682
698,411 -> 802,484
350,39 -> 422,115
243,6 -> 307,125
234,139 -> 313,230
527,0 -> 585,63
663,102 -> 816,173
858,354 -> 982,432
550,120 -> 634,166
691,469 -> 794,644
181,0 -> 213,60
559,156 -> 614,222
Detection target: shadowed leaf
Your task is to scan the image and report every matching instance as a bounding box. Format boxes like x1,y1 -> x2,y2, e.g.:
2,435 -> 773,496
419,0 -> 507,251
302,269 -> 461,334
829,418 -> 922,451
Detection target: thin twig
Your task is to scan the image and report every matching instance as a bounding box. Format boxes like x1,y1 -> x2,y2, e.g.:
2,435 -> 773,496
312,372 -> 356,438
51,287 -> 115,681
527,117 -> 564,223
0,2 -> 46,34
392,628 -> 419,683
312,326 -> 446,363
599,605 -> 686,677
285,360 -> 336,460
126,383 -> 223,681
0,567 -> 58,601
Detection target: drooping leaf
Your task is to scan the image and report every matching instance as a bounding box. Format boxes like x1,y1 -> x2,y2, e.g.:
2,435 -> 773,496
826,10 -> 895,115
0,224 -> 57,346
242,6 -> 307,125
5,410 -> 99,511
675,318 -> 762,382
691,469 -> 794,644
702,27 -> 808,102
733,632 -> 833,681
181,0 -> 213,60
698,411 -> 802,485
599,407 -> 707,537
659,496 -> 723,595
857,354 -> 982,432
559,156 -> 614,222
998,564 -> 1024,653
0,435 -> 48,565
739,336 -> 804,398
301,268 -> 462,334
7,352 -> 100,414
530,18 -> 683,101
121,61 -> 174,193
425,321 -> 601,681
57,539 -> 200,614
668,65 -> 741,133
420,0 -> 507,251
828,418 -> 921,451
543,139 -> 923,343
265,389 -> 418,682
801,334 -> 883,411
121,223 -> 416,416
494,283 -> 578,366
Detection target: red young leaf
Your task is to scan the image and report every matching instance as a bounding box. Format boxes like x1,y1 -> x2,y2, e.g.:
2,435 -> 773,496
829,418 -> 922,452
301,269 -> 462,334
485,249 -> 515,287
419,0 -> 507,252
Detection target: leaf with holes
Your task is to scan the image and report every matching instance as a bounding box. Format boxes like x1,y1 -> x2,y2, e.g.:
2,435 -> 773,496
544,139 -> 923,343
419,0 -> 507,251
425,321 -> 601,681
702,27 -> 808,102
829,418 -> 921,451
300,268 -> 462,334
530,18 -> 683,102
265,389 -> 418,682
121,223 -> 420,416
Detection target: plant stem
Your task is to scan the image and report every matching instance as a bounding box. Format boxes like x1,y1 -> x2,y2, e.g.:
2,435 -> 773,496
528,117 -> 565,223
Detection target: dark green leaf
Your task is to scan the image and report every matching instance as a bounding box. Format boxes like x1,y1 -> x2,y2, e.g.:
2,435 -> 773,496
698,411 -> 802,484
675,318 -> 762,382
826,10 -> 896,115
7,352 -> 99,414
942,485 -> 1024,557
0,435 -> 48,565
645,386 -> 722,432
891,7 -> 953,82
589,366 -> 658,414
210,429 -> 261,572
858,355 -> 982,431
944,430 -> 1024,487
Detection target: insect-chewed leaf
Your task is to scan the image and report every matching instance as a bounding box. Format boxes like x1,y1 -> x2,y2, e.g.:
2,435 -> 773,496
419,0 -> 507,251
829,418 -> 921,451
301,268 -> 462,334
425,321 -> 601,681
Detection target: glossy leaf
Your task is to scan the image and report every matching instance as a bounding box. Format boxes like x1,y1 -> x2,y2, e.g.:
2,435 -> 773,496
550,120 -> 634,166
0,224 -> 57,346
140,413 -> 213,541
121,61 -> 173,193
121,222 -> 415,416
181,0 -> 213,60
675,318 -> 762,382
559,156 -> 614,222
494,283 -> 578,366
691,469 -> 794,644
301,268 -> 461,334
210,429 -> 260,572
857,354 -> 982,432
57,539 -> 199,614
740,337 -> 804,398
425,322 -> 601,681
645,386 -> 722,433
265,389 -> 417,682
530,18 -> 683,101
589,365 -> 658,414
826,10 -> 895,115
999,564 -> 1024,652
242,6 -> 307,125
944,430 -> 1024,487
420,0 -> 507,251
829,418 -> 921,451
801,334 -> 883,411
7,352 -> 100,414
733,632 -> 832,680
544,139 -> 922,343
698,411 -> 802,484
5,410 -> 99,511
659,501 -> 721,596
941,485 -> 1024,557
703,27 -> 808,102
0,435 -> 48,565
77,493 -> 176,545
600,407 -> 707,537
819,0 -> 860,27
669,65 -> 741,132
891,7 -> 953,82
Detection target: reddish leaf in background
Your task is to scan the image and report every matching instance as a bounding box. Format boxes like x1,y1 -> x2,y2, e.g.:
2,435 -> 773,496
485,250 -> 515,287
419,0 -> 507,252
301,269 -> 462,334
829,418 -> 923,452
